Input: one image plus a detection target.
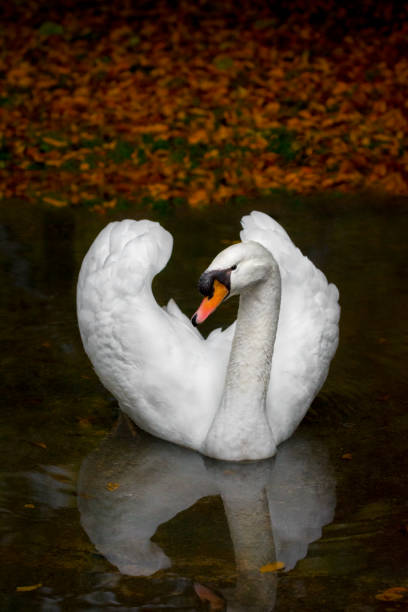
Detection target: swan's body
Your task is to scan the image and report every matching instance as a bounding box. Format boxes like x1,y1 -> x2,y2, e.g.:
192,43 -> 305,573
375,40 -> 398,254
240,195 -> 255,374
77,211 -> 340,461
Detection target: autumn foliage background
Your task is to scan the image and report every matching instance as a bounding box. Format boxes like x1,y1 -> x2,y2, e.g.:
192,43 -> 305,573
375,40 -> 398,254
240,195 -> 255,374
1,0 -> 408,211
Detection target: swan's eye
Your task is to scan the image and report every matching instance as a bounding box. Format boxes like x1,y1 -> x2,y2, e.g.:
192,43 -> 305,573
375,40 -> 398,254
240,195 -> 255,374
231,264 -> 237,270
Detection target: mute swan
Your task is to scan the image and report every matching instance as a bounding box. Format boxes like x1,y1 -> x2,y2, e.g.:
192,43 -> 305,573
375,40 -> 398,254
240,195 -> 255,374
77,211 -> 340,461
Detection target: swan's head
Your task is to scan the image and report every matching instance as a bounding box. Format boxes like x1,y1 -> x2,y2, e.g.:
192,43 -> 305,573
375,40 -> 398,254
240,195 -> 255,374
192,240 -> 276,326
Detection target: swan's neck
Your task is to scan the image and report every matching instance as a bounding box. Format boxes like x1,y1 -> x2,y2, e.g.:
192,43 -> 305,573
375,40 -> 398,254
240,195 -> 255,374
222,486 -> 277,610
205,263 -> 281,461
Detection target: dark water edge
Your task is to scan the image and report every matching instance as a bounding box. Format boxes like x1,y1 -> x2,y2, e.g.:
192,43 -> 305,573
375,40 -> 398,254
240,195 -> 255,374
1,193 -> 407,611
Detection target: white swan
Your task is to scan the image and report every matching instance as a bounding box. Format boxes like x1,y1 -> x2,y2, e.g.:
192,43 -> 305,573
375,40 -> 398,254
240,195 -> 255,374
77,211 -> 340,461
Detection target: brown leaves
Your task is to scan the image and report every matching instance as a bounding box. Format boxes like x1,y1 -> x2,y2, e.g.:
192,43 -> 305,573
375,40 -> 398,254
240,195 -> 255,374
1,1 -> 407,209
30,441 -> 47,450
375,587 -> 408,602
193,583 -> 225,610
260,561 -> 285,573
42,196 -> 68,208
16,583 -> 43,592
106,482 -> 120,492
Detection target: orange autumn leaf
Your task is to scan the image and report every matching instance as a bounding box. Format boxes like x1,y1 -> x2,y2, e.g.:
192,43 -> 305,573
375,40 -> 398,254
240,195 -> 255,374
46,159 -> 64,167
188,129 -> 209,144
373,100 -> 387,114
26,147 -> 43,162
381,172 -> 407,194
71,96 -> 90,108
79,192 -> 95,201
253,111 -> 272,129
132,123 -> 169,134
32,441 -> 47,449
264,101 -> 280,115
214,185 -> 234,201
188,189 -> 208,207
204,149 -> 219,160
213,125 -> 233,141
106,482 -> 120,491
16,584 -> 43,592
103,199 -> 117,209
148,183 -> 169,199
260,561 -> 285,573
193,583 -> 224,610
253,172 -> 271,189
42,137 -> 67,148
375,587 -> 408,601
43,197 -> 68,208
372,164 -> 387,178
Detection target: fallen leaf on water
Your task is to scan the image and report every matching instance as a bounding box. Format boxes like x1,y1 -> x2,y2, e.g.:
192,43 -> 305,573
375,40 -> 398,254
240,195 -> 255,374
32,441 -> 47,449
106,482 -> 120,491
194,582 -> 225,610
42,196 -> 68,208
260,561 -> 285,573
16,583 -> 43,592
375,586 -> 408,601
77,417 -> 92,428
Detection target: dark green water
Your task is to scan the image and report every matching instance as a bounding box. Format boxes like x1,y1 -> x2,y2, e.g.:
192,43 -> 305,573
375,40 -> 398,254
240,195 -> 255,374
1,195 -> 407,611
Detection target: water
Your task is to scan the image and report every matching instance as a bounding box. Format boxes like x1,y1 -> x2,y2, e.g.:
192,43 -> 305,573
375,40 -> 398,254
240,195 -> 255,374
1,195 -> 407,611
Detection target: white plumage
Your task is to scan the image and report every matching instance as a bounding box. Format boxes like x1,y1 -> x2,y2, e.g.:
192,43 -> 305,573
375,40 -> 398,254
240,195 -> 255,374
77,211 -> 340,461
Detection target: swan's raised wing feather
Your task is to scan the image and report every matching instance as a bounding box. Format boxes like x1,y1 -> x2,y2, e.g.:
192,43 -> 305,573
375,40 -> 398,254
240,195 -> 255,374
78,220 -> 172,341
241,211 -> 340,444
77,220 -> 222,451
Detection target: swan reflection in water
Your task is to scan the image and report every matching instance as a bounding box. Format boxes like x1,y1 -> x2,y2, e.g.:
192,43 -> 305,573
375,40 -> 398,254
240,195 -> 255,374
78,415 -> 336,611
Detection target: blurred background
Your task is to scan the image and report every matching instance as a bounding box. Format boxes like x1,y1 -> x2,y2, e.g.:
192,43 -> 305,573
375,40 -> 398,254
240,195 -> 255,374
1,0 -> 407,210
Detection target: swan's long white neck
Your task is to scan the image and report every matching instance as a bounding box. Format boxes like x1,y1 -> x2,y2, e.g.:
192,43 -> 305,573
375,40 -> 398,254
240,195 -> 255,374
205,259 -> 281,461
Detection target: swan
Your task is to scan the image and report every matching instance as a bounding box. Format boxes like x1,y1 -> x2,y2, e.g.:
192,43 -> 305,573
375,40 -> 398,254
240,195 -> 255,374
77,211 -> 340,461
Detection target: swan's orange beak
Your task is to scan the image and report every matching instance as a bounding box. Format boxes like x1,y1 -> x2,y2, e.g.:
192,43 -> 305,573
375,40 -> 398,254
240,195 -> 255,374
192,279 -> 229,326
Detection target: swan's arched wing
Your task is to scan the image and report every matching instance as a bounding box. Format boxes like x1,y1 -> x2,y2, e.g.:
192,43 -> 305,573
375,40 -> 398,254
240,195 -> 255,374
77,219 -> 173,344
240,211 -> 340,444
77,220 -> 223,450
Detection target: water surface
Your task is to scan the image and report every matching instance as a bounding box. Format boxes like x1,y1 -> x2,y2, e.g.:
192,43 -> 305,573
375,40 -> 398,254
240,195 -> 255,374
1,195 -> 407,611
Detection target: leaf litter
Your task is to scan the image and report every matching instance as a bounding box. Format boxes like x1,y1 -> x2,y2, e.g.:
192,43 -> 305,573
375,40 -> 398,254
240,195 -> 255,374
1,0 -> 408,211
